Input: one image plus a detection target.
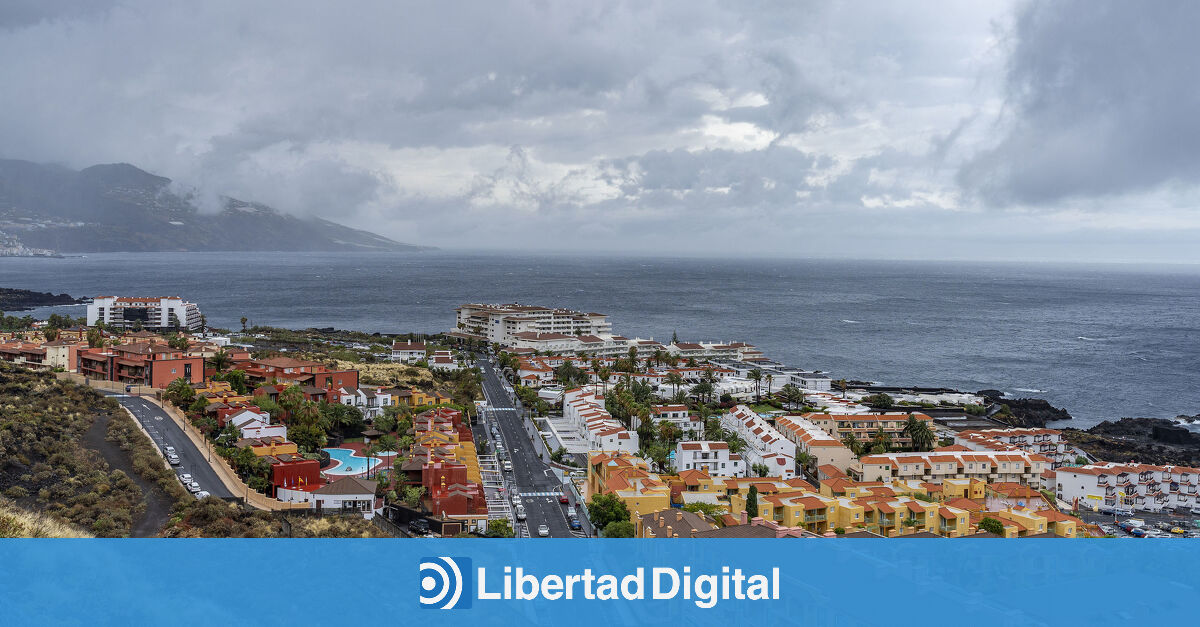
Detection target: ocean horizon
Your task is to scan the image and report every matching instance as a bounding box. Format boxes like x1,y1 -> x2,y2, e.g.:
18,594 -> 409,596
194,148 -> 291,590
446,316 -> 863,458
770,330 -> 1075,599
5,250 -> 1199,429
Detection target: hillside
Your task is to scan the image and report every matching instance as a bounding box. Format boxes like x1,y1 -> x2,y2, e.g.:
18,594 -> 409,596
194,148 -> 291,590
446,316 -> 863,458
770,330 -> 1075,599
0,160 -> 428,253
0,498 -> 92,538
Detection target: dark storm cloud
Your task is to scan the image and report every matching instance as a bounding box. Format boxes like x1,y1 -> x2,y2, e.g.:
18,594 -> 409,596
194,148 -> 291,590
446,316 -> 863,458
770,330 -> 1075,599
959,1 -> 1200,206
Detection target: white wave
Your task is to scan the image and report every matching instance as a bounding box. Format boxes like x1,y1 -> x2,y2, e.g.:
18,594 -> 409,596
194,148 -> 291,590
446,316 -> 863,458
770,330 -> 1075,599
1076,336 -> 1106,341
1014,388 -> 1045,393
841,319 -> 862,324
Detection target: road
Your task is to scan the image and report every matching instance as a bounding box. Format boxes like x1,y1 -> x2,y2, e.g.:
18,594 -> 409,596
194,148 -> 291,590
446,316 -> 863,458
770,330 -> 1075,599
107,393 -> 234,500
477,357 -> 579,538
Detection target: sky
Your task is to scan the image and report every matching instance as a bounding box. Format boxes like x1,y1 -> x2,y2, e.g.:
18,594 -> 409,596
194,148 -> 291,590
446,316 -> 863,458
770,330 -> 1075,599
2,1 -> 1199,262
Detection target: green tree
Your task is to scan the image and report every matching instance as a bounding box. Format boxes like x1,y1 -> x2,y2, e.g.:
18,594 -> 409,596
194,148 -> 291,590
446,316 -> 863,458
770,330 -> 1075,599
165,377 -> 195,406
870,427 -> 892,454
42,327 -> 59,342
586,493 -> 631,530
240,317 -> 248,332
487,519 -> 514,538
87,328 -> 104,348
403,485 -> 426,508
1074,455 -> 1088,465
841,432 -> 865,457
748,368 -> 763,402
903,414 -> 935,451
764,373 -> 774,398
682,502 -> 724,517
210,349 -> 233,372
978,517 -> 1006,535
603,520 -> 636,538
751,463 -> 770,477
864,393 -> 894,409
289,423 -> 326,453
665,371 -> 685,397
746,485 -> 759,518
778,383 -> 805,407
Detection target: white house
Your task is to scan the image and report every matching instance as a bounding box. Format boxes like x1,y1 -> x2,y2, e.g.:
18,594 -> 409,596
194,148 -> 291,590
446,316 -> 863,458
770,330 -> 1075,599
1056,463 -> 1200,513
651,404 -> 702,437
719,405 -> 795,479
675,441 -> 745,477
390,342 -> 427,363
428,350 -> 462,372
309,476 -> 379,518
562,386 -> 639,454
226,407 -> 286,440
332,386 -> 394,421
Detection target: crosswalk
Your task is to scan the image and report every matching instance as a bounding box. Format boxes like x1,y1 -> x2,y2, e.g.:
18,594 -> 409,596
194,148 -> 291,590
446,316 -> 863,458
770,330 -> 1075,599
518,491 -> 565,497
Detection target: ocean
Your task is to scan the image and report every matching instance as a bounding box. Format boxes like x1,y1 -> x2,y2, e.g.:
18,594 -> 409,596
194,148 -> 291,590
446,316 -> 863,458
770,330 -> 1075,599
4,251 -> 1199,429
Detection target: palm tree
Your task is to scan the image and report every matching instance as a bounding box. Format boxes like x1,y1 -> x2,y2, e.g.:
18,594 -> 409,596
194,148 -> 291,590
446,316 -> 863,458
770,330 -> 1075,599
838,379 -> 848,399
240,317 -> 248,332
903,414 -> 935,451
665,371 -> 685,397
748,368 -> 763,402
210,349 -> 232,372
627,346 -> 639,372
841,432 -> 865,457
598,367 -> 612,397
779,383 -> 805,408
764,374 -> 774,399
870,427 -> 892,454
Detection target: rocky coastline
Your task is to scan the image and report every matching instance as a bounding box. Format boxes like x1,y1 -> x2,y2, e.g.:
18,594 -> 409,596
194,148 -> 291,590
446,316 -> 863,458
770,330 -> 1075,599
0,288 -> 83,312
1063,416 -> 1200,468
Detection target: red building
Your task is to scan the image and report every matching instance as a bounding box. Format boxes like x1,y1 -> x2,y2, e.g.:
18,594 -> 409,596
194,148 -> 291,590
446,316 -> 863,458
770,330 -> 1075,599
77,342 -> 204,388
424,462 -> 488,517
235,357 -> 358,390
267,453 -> 323,495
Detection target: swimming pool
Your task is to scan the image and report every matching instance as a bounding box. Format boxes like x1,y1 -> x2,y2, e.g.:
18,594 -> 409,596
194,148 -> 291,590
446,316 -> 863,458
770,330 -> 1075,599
323,448 -> 387,476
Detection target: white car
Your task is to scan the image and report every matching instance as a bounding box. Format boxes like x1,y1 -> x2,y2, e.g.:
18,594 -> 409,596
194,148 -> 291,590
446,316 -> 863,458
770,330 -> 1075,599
167,454 -> 181,465
194,491 -> 211,499
178,473 -> 193,484
512,493 -> 521,506
515,506 -> 527,521
186,482 -> 201,493
503,460 -> 513,472
164,446 -> 176,456
537,524 -> 550,537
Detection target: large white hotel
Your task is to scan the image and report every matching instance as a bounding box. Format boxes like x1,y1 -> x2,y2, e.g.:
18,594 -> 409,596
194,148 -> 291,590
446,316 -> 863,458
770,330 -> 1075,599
454,303 -> 612,345
87,296 -> 203,331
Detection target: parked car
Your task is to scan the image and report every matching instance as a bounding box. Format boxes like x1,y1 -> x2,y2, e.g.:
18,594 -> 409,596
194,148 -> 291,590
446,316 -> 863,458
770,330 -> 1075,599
512,493 -> 521,506
568,516 -> 582,531
178,473 -> 193,485
167,454 -> 181,465
503,460 -> 513,472
1191,507 -> 1200,515
1113,508 -> 1134,516
194,491 -> 210,499
186,482 -> 201,493
515,506 -> 527,521
1128,527 -> 1147,537
164,446 -> 176,456
409,518 -> 431,535
537,524 -> 550,537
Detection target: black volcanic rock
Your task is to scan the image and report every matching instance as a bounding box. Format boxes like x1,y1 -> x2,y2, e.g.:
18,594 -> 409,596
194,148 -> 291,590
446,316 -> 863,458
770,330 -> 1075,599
0,288 -> 82,311
1064,417 -> 1200,467
0,159 -> 429,253
991,397 -> 1072,428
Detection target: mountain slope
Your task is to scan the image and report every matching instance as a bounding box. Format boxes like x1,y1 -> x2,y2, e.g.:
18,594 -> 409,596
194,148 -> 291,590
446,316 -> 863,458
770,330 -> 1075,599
0,159 -> 428,253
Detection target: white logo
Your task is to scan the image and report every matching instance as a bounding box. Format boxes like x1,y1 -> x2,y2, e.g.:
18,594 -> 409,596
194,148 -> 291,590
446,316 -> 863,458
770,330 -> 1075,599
419,556 -> 468,610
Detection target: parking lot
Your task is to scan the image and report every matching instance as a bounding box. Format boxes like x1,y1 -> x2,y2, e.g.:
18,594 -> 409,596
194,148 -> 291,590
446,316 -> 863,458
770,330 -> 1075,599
1078,508 -> 1200,538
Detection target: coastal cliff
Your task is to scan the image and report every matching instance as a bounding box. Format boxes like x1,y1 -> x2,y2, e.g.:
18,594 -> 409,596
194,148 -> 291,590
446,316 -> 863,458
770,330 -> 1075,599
1064,416 -> 1200,467
976,390 -> 1072,427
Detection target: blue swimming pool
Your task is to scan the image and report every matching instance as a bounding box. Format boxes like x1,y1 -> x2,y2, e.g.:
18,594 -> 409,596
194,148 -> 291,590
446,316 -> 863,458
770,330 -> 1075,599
322,448 -> 384,476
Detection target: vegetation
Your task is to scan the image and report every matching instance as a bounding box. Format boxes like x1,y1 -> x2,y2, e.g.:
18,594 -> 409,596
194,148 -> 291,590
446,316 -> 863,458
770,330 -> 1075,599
586,493 -> 631,530
902,414 -> 936,452
0,497 -> 92,537
682,502 -> 726,517
487,519 -> 515,538
863,393 -> 894,409
978,517 -> 1006,535
746,485 -> 759,518
603,520 -> 636,538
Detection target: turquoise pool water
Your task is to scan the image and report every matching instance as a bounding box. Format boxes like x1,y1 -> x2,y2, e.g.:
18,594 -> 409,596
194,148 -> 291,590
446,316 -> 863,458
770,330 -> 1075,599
323,448 -> 386,476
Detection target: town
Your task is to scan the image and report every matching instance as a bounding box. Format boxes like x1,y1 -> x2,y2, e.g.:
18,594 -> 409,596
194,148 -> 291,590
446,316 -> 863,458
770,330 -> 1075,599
1,297 -> 1196,539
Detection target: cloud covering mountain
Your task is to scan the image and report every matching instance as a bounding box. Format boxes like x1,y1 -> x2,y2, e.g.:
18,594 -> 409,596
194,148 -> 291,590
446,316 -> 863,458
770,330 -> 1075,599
2,1 -> 1198,261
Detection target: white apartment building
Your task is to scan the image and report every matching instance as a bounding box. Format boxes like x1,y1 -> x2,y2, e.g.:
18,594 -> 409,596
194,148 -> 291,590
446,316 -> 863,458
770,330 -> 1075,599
390,342 -> 427,363
88,296 -> 203,331
562,386 -> 639,454
954,428 -> 1071,468
675,441 -> 746,477
856,451 -> 1051,486
331,386 -> 394,421
651,404 -> 702,436
455,303 -> 612,345
720,405 -> 796,479
1056,463 -> 1200,513
775,414 -> 858,472
428,350 -> 461,372
226,408 -> 287,440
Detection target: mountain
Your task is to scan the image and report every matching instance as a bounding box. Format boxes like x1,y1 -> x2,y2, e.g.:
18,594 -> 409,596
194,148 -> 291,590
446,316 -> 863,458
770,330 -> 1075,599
0,159 -> 428,253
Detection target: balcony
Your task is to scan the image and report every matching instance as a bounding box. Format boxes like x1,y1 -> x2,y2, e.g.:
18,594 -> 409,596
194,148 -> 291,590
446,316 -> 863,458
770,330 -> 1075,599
804,513 -> 827,523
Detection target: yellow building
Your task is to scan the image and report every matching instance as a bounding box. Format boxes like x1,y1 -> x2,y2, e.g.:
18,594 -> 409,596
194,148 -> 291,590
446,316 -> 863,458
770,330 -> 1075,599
587,452 -> 671,521
241,437 -> 298,457
941,477 -> 987,501
1037,509 -> 1081,538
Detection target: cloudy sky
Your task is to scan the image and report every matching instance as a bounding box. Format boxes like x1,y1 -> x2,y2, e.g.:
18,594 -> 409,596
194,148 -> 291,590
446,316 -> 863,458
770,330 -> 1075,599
2,1 -> 1198,261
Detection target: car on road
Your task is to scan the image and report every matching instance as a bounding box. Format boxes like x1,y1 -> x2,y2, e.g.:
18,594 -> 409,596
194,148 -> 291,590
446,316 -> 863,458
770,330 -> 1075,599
568,516 -> 582,531
178,473 -> 193,484
559,494 -> 569,504
537,524 -> 550,537
167,454 -> 181,465
164,446 -> 176,456
186,482 -> 201,493
1113,508 -> 1134,516
1191,507 -> 1200,515
503,460 -> 513,472
409,518 -> 431,535
515,506 -> 527,521
512,493 -> 521,506
1128,527 -> 1147,537
1171,526 -> 1186,534
195,491 -> 211,499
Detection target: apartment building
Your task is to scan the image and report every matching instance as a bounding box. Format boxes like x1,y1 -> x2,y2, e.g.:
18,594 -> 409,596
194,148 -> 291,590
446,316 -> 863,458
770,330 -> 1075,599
775,414 -> 857,472
1056,463 -> 1200,513
802,412 -> 934,450
563,387 -> 639,454
389,342 -> 427,363
88,296 -> 203,331
587,452 -> 671,520
675,441 -> 745,477
77,342 -> 204,387
652,404 -> 702,435
856,450 -> 1051,486
955,428 -> 1071,467
455,303 -> 612,345
720,405 -> 796,479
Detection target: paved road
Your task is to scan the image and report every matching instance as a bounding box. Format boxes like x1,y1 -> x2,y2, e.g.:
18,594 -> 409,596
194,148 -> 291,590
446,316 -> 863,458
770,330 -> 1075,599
477,357 -> 579,538
107,394 -> 234,500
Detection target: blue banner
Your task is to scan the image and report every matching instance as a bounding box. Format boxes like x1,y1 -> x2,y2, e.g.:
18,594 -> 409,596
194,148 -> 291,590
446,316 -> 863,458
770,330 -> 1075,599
1,539 -> 1194,625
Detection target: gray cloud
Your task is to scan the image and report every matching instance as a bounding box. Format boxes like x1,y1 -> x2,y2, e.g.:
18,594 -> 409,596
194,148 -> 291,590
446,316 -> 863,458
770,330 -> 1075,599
2,1 -> 1198,260
959,1 -> 1200,206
